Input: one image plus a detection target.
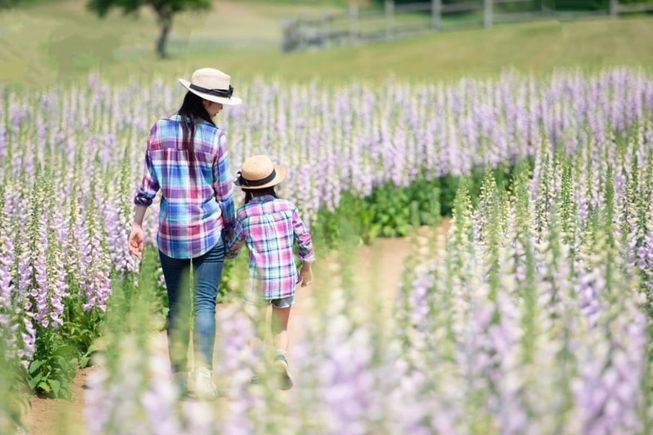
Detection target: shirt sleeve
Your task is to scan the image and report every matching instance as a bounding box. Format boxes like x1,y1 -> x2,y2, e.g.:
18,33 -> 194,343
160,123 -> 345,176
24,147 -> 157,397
225,218 -> 246,259
134,125 -> 160,207
292,206 -> 315,263
213,132 -> 235,232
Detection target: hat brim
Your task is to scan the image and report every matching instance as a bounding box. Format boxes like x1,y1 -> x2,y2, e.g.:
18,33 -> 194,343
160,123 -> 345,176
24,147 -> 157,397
178,78 -> 242,106
236,165 -> 286,190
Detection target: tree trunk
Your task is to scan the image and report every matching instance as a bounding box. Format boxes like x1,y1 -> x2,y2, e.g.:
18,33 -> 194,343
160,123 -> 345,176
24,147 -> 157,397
155,7 -> 173,58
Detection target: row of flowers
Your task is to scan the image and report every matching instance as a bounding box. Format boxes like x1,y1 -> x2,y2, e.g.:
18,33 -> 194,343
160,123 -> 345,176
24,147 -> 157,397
0,68 -> 651,400
83,120 -> 653,434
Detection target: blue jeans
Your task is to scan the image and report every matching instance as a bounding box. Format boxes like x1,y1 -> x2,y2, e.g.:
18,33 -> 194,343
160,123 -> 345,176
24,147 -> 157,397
159,239 -> 224,371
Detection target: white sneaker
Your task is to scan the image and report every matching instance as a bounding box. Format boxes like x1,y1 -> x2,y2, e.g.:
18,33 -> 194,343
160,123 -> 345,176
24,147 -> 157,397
274,354 -> 293,390
189,367 -> 218,400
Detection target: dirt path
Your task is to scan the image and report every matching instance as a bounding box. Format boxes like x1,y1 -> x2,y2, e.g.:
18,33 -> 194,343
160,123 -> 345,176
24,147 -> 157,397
26,368 -> 91,435
25,221 -> 450,435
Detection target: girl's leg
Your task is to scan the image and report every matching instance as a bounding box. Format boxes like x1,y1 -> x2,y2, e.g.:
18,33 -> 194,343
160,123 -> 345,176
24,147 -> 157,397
159,251 -> 191,373
270,305 -> 291,355
271,302 -> 293,390
246,300 -> 269,386
191,239 -> 225,369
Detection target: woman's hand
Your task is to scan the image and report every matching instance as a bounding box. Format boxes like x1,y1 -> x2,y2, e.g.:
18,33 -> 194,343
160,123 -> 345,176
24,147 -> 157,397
128,223 -> 145,257
297,263 -> 313,287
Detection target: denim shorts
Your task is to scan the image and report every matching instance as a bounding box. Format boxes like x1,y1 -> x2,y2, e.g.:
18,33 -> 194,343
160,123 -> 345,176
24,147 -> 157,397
243,294 -> 294,309
269,295 -> 294,309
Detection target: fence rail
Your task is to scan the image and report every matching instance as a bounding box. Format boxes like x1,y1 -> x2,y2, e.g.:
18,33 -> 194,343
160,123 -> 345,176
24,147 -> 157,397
618,2 -> 653,12
281,0 -> 652,52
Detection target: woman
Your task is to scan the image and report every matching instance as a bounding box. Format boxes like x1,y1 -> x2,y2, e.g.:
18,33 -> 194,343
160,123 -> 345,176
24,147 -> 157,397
128,67 -> 241,398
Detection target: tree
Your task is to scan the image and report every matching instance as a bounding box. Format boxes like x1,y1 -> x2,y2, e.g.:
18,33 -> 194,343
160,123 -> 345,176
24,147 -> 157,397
0,0 -> 22,9
88,0 -> 211,58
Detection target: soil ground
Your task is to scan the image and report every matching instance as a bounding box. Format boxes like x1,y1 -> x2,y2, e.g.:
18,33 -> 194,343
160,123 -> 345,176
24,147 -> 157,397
25,221 -> 450,435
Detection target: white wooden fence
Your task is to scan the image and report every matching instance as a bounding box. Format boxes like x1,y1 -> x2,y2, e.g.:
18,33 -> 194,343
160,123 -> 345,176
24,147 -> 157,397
281,0 -> 653,52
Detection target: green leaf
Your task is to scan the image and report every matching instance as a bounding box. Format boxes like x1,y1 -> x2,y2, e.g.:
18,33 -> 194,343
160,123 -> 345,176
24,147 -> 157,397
28,372 -> 44,390
29,360 -> 45,374
79,355 -> 90,368
56,356 -> 69,367
49,379 -> 61,396
38,381 -> 51,393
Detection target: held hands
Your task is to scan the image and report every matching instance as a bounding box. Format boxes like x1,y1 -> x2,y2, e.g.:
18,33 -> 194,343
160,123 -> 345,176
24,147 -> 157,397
128,223 -> 145,258
297,263 -> 313,287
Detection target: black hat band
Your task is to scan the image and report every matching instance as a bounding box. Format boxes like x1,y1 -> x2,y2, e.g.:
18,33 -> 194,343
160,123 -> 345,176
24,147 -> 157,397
237,169 -> 277,187
190,83 -> 233,99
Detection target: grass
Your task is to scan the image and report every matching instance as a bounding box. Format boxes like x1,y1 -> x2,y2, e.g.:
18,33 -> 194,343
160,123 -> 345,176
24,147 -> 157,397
0,0 -> 652,87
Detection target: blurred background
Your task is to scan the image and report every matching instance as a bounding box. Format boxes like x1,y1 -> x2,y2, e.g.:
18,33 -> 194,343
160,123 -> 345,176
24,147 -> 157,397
3,1 -> 653,434
1,0 -> 652,86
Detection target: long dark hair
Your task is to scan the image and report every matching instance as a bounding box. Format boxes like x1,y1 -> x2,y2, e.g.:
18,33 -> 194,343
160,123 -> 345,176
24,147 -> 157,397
244,187 -> 278,204
177,91 -> 215,176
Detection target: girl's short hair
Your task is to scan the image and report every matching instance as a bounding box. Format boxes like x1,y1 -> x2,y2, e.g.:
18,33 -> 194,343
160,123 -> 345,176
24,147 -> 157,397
243,186 -> 278,204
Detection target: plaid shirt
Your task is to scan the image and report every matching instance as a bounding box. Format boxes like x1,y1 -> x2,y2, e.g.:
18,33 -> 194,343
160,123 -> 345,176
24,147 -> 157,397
134,115 -> 235,259
226,195 -> 315,300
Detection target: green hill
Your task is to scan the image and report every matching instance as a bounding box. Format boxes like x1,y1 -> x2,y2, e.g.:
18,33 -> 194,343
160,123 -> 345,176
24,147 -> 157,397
1,0 -> 652,86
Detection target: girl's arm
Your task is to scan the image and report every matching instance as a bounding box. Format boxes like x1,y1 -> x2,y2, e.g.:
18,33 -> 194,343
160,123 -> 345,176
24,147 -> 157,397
292,206 -> 314,286
298,261 -> 312,287
291,206 -> 315,263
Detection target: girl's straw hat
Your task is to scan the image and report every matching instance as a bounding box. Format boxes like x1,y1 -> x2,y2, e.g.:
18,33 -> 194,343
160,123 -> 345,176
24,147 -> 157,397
178,68 -> 242,106
235,155 -> 286,190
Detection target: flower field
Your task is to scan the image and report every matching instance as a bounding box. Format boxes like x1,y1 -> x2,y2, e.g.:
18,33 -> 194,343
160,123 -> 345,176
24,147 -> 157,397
1,68 -> 653,433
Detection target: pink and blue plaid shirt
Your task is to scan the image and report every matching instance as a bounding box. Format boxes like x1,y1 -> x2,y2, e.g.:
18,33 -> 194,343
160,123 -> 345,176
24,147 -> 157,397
226,195 -> 315,300
134,115 -> 235,259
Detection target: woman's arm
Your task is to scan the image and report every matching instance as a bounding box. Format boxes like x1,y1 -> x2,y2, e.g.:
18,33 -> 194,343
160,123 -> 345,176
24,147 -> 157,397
225,218 -> 246,259
129,125 -> 161,257
212,132 -> 235,234
128,205 -> 148,257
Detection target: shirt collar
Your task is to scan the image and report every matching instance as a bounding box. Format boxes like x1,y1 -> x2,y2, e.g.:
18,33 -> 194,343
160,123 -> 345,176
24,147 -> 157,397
249,194 -> 276,204
170,114 -> 213,126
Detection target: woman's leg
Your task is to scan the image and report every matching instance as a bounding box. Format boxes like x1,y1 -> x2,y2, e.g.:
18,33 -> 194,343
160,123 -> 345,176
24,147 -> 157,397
191,239 -> 225,369
159,251 -> 191,373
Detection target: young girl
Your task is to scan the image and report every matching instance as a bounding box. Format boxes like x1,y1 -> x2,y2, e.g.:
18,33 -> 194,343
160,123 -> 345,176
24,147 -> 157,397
226,155 -> 314,390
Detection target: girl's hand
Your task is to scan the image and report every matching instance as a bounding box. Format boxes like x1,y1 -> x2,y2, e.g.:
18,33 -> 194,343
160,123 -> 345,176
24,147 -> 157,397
128,223 -> 145,257
298,264 -> 313,287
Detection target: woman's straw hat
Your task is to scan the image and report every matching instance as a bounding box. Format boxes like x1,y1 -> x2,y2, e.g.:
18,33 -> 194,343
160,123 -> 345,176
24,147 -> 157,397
178,68 -> 242,106
235,155 -> 286,190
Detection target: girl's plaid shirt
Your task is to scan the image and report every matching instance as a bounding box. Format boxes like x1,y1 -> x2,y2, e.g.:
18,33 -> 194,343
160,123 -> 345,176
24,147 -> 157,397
134,115 -> 235,259
226,195 -> 315,300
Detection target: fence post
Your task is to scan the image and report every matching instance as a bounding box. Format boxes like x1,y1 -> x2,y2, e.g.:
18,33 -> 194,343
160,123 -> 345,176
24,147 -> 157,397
281,18 -> 289,52
281,18 -> 295,52
609,0 -> 618,16
385,0 -> 394,39
432,0 -> 441,30
321,12 -> 330,47
349,3 -> 359,42
484,0 -> 493,27
297,16 -> 306,50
